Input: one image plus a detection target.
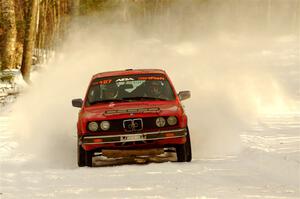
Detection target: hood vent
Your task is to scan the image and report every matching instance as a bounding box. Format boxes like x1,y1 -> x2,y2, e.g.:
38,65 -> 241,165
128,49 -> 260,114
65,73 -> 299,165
104,107 -> 160,115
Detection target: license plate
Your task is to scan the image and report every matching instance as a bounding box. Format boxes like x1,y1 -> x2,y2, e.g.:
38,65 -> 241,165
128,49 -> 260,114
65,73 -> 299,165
121,134 -> 144,142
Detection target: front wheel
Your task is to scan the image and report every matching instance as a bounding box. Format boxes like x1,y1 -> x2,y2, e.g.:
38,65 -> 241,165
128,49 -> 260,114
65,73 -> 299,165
77,137 -> 93,167
77,138 -> 86,167
176,127 -> 192,162
85,150 -> 93,167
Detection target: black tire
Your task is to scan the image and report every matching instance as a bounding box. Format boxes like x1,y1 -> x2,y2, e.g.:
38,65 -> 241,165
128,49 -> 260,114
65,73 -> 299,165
176,127 -> 192,162
77,138 -> 86,167
85,150 -> 93,167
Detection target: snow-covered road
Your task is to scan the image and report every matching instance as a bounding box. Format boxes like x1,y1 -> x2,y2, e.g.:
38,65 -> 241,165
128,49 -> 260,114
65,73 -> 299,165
1,13 -> 299,198
1,112 -> 299,199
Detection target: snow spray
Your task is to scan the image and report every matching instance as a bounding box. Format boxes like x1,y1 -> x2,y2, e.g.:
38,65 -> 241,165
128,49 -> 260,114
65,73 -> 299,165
9,1 -> 299,167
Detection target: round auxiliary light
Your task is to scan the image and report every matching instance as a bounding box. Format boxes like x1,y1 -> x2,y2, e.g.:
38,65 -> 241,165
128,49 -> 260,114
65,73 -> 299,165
88,122 -> 98,132
167,116 -> 178,126
156,117 -> 166,127
100,121 -> 110,131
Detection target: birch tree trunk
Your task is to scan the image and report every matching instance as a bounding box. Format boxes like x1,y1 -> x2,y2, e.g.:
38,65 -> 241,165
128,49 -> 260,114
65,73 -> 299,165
72,0 -> 80,16
21,0 -> 38,83
1,0 -> 17,70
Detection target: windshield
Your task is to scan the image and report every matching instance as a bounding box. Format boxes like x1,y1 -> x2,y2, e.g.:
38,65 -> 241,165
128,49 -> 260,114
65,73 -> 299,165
86,74 -> 176,105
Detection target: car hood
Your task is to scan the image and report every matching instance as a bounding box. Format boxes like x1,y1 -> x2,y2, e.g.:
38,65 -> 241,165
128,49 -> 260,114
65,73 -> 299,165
81,101 -> 180,120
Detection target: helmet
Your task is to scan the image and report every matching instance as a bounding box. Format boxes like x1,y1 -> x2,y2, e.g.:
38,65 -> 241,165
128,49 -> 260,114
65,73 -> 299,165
102,83 -> 118,99
146,81 -> 162,97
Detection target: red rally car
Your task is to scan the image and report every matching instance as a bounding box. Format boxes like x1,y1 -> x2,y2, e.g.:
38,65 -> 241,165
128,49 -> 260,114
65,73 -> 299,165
72,69 -> 192,167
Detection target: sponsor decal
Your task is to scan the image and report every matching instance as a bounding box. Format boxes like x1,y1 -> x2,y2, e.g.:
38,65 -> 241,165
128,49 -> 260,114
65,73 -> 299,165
99,79 -> 112,85
116,78 -> 135,82
92,79 -> 112,85
92,75 -> 165,86
138,76 -> 165,81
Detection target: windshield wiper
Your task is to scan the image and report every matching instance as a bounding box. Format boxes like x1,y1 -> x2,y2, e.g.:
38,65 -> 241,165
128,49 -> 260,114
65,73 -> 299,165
121,96 -> 167,101
89,97 -> 167,105
89,99 -> 124,105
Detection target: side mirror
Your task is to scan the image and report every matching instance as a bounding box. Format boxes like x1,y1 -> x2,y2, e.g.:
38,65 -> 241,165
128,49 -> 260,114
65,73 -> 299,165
178,91 -> 191,101
72,98 -> 83,108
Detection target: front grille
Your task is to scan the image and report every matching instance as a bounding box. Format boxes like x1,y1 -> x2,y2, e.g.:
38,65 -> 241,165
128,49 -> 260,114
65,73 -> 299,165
87,117 -> 178,133
123,118 -> 143,132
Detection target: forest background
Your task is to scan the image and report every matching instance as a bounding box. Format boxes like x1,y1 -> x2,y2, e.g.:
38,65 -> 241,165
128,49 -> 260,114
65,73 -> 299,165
0,0 -> 299,84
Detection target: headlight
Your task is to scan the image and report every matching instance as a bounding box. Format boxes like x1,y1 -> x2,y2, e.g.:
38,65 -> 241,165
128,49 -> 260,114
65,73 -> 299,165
100,121 -> 110,131
167,116 -> 177,126
88,122 -> 98,132
156,117 -> 166,127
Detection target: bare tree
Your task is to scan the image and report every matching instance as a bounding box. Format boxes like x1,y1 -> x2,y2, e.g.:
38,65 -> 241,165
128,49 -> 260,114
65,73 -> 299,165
1,0 -> 17,71
21,0 -> 38,83
72,0 -> 81,16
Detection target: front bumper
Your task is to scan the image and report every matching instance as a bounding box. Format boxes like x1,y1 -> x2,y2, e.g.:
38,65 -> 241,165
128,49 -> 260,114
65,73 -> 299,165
80,128 -> 187,146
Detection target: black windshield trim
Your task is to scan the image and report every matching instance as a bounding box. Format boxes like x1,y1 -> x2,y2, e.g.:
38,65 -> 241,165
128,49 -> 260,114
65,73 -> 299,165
85,73 -> 176,107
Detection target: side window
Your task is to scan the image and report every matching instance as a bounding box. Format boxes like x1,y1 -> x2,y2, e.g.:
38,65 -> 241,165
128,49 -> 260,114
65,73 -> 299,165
87,85 -> 101,103
163,82 -> 174,100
